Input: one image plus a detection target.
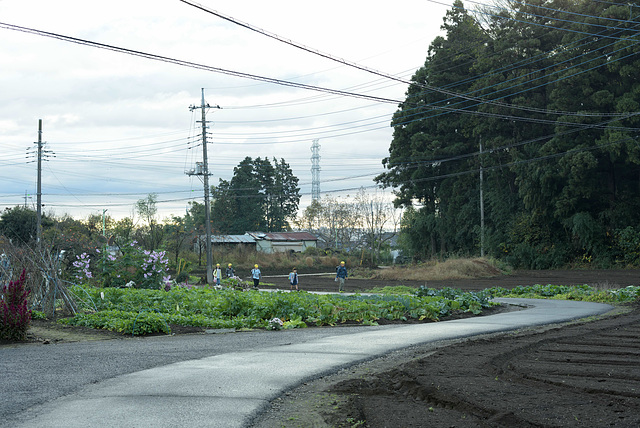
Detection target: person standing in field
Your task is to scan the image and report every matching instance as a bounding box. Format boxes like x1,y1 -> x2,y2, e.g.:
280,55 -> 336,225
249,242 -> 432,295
251,264 -> 262,289
289,267 -> 299,291
214,263 -> 222,286
225,263 -> 235,278
335,261 -> 348,292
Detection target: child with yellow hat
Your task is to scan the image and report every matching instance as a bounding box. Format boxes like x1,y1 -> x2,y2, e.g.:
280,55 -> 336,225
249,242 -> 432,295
251,264 -> 261,289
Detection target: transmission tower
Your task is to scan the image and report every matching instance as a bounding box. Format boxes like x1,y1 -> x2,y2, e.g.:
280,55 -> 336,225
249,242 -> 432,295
310,139 -> 321,201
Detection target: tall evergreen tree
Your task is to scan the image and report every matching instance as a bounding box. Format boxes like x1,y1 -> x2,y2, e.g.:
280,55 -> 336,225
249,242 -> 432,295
268,158 -> 300,231
378,0 -> 640,267
211,157 -> 300,234
377,0 -> 487,256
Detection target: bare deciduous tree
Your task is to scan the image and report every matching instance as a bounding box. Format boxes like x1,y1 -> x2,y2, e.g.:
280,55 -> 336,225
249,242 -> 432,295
355,189 -> 401,265
297,189 -> 401,263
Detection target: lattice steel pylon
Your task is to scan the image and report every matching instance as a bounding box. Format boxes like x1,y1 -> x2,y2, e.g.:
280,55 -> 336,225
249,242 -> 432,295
310,139 -> 321,201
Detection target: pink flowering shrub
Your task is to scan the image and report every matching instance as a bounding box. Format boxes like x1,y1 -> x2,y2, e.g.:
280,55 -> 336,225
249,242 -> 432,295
72,253 -> 93,280
1,269 -> 31,341
73,241 -> 171,290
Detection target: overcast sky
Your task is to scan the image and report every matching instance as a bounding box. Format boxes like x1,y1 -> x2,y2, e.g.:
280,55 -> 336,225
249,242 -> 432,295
0,0 -> 457,221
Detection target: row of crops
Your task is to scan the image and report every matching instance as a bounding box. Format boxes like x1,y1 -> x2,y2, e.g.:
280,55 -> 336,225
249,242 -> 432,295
58,283 -> 639,336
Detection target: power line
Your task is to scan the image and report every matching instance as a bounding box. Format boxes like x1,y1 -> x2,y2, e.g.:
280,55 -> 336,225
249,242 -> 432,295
183,0 -> 640,119
5,6 -> 632,154
426,0 -> 640,38
2,2 -> 638,217
0,21 -> 401,105
468,0 -> 640,26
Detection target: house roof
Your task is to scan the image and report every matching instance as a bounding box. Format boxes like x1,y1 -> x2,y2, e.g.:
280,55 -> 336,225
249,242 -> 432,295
246,231 -> 317,242
268,232 -> 317,241
210,235 -> 256,244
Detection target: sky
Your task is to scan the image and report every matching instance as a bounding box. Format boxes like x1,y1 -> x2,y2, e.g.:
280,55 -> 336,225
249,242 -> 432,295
0,0 -> 458,221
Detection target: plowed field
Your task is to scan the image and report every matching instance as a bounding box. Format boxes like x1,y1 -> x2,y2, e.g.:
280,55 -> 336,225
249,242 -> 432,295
254,270 -> 640,428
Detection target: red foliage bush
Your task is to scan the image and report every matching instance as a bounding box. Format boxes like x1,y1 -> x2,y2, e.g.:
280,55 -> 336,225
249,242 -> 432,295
1,269 -> 31,341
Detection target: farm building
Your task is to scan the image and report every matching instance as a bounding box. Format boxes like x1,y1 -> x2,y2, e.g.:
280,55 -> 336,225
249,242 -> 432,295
194,234 -> 257,252
196,232 -> 317,254
245,232 -> 317,253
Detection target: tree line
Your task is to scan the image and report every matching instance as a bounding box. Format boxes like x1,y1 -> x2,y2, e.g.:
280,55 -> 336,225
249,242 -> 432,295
0,157 -> 305,270
0,165 -> 400,271
376,0 -> 640,268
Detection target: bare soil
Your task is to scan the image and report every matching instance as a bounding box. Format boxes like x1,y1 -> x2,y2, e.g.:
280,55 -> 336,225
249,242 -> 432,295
5,269 -> 640,427
264,268 -> 640,292
252,269 -> 640,428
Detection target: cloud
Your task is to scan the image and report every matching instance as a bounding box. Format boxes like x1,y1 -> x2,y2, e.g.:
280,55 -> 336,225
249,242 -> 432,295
0,0 -> 449,219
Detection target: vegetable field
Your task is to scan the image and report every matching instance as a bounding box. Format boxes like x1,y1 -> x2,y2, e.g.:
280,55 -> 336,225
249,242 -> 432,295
62,286 -> 495,335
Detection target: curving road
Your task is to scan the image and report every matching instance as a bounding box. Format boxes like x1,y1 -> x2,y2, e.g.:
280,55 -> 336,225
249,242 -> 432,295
0,298 -> 613,428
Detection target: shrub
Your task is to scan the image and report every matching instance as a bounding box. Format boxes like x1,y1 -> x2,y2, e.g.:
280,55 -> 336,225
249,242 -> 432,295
1,269 -> 31,341
614,226 -> 640,266
175,271 -> 190,283
319,256 -> 340,267
31,310 -> 47,320
73,241 -> 171,289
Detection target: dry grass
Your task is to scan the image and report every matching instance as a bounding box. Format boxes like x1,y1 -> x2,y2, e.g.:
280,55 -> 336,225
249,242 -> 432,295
590,281 -> 621,290
371,258 -> 503,281
198,247 -> 502,279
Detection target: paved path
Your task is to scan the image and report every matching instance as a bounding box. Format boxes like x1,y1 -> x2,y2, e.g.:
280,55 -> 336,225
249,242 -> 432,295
6,298 -> 613,428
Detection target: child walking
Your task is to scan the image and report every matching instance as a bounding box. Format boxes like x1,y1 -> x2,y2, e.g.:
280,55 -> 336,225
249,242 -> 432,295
214,263 -> 222,286
289,267 -> 299,291
335,261 -> 348,292
225,263 -> 235,278
251,264 -> 262,289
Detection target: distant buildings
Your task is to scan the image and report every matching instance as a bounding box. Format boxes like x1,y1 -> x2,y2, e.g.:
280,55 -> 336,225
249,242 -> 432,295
195,232 -> 318,254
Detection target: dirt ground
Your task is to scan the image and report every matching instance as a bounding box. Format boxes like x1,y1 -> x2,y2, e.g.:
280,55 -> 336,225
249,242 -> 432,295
6,270 -> 640,427
252,270 -> 640,428
264,268 -> 640,292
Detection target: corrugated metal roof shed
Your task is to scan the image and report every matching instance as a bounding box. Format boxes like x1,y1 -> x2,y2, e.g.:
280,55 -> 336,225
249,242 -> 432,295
210,235 -> 256,244
264,232 -> 318,241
